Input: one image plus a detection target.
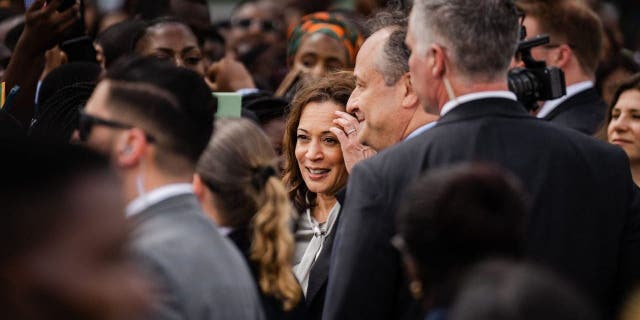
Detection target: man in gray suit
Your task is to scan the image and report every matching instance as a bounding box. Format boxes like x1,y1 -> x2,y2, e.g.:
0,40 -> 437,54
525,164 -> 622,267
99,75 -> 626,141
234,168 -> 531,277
78,57 -> 265,320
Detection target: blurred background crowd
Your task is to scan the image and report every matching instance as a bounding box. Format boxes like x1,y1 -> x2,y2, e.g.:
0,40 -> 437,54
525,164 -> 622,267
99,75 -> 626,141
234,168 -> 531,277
2,0 -> 640,320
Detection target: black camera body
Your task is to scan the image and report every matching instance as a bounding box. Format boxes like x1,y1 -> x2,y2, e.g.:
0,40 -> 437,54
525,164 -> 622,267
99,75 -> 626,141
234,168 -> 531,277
508,35 -> 566,111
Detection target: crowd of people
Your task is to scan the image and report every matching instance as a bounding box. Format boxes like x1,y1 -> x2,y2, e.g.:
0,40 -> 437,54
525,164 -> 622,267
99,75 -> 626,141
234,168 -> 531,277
2,0 -> 640,319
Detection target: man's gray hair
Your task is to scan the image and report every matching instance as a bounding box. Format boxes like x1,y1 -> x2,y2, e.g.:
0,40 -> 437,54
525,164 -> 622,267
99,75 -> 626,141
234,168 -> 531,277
412,0 -> 520,81
367,10 -> 411,86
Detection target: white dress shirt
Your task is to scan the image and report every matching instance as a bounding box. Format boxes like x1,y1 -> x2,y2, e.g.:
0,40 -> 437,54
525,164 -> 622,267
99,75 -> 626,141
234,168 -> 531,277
440,91 -> 518,116
405,121 -> 438,141
125,183 -> 194,218
536,81 -> 593,118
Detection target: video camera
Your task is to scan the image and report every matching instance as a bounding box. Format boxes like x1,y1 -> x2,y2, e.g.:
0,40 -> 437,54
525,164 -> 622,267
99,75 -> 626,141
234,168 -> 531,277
508,34 -> 566,111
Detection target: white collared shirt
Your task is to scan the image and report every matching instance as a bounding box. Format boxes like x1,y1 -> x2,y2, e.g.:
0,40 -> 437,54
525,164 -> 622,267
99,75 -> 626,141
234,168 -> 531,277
536,81 -> 593,118
440,91 -> 518,116
405,121 -> 438,141
125,183 -> 194,218
218,226 -> 234,236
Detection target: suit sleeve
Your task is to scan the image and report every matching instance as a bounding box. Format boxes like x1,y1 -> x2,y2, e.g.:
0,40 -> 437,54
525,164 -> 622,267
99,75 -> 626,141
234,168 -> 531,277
322,161 -> 407,320
617,181 -> 640,306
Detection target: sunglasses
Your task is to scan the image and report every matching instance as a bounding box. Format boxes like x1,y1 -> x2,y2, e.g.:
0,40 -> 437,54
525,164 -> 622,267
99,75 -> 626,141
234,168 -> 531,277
231,18 -> 280,33
78,109 -> 155,143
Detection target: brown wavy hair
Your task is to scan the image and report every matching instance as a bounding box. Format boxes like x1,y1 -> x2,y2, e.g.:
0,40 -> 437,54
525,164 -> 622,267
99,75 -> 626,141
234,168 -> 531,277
283,71 -> 355,212
196,118 -> 301,310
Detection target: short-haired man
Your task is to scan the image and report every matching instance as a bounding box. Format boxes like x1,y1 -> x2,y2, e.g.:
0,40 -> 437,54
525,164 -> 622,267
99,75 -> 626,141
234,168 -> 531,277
517,0 -> 607,135
331,12 -> 438,172
324,1 -> 640,319
79,58 -> 265,320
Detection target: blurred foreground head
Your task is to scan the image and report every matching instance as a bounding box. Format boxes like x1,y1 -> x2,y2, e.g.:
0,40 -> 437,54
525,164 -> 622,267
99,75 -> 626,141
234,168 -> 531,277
0,139 -> 150,320
396,164 -> 527,310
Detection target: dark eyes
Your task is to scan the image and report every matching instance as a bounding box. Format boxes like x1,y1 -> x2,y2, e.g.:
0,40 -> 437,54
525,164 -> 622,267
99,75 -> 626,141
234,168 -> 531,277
296,134 -> 338,145
185,56 -> 202,65
323,137 -> 338,144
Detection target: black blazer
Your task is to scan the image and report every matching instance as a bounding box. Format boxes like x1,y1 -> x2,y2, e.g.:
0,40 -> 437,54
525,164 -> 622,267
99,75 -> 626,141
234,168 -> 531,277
543,87 -> 608,135
322,98 -> 640,320
304,189 -> 346,320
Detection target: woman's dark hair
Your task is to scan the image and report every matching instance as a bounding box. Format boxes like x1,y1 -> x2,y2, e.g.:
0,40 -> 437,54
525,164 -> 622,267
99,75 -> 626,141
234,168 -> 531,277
449,260 -> 598,320
196,118 -> 301,310
96,19 -> 147,69
242,91 -> 288,125
282,71 -> 354,212
132,16 -> 197,49
29,62 -> 101,142
396,164 -> 528,308
607,73 -> 640,123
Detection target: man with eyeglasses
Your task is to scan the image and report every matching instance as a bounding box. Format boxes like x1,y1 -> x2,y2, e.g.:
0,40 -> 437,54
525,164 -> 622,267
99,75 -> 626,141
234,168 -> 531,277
516,0 -> 607,135
77,57 -> 265,320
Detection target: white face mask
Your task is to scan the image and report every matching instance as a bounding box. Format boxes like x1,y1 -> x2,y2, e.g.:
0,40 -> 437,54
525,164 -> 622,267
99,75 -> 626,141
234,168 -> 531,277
96,0 -> 125,13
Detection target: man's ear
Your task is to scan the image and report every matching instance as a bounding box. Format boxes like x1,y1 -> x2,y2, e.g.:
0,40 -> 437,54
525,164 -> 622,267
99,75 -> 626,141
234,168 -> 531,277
401,73 -> 419,109
114,129 -> 147,168
193,174 -> 206,201
430,44 -> 447,79
554,44 -> 573,69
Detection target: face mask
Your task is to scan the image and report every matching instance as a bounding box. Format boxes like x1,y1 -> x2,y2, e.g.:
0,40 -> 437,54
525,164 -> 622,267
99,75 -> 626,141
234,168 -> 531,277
96,0 -> 124,13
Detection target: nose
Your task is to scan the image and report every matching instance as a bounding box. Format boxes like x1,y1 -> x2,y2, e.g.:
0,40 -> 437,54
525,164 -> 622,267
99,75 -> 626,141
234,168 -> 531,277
305,140 -> 323,161
248,20 -> 262,35
310,63 -> 326,80
175,56 -> 185,68
346,93 -> 359,115
611,116 -> 630,132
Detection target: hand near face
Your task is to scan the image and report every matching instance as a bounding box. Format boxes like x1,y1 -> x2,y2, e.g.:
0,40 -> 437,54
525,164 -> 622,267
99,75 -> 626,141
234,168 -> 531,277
21,0 -> 80,57
206,52 -> 256,91
330,110 -> 377,173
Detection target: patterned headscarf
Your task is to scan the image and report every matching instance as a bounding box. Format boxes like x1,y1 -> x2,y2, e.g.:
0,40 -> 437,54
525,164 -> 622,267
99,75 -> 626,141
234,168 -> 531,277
287,12 -> 363,66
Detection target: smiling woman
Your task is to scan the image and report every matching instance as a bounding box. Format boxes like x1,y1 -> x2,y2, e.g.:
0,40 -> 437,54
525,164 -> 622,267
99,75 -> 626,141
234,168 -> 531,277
607,73 -> 640,185
277,12 -> 362,99
282,71 -> 354,319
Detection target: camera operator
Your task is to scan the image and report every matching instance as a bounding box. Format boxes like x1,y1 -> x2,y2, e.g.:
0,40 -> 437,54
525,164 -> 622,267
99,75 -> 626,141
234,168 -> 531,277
324,0 -> 640,319
516,0 -> 607,135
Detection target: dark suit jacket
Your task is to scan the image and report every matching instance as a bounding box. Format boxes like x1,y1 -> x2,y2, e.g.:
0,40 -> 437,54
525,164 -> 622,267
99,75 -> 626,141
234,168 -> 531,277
543,87 -> 608,135
130,193 -> 265,320
323,98 -> 640,320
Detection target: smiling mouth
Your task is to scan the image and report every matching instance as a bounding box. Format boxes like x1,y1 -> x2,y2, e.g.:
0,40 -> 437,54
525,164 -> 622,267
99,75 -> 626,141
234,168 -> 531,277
612,138 -> 633,145
307,168 -> 330,175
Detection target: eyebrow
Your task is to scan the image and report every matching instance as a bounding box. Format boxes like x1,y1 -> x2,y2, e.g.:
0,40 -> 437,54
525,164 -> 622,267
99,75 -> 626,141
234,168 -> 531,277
297,128 -> 335,135
181,46 -> 200,54
154,46 -> 200,54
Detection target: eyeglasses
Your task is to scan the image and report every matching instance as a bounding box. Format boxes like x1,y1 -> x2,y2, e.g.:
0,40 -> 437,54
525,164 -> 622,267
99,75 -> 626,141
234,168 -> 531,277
231,18 -> 280,33
78,109 -> 155,143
